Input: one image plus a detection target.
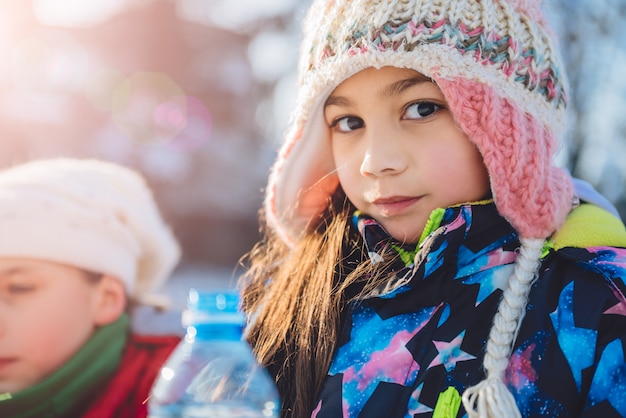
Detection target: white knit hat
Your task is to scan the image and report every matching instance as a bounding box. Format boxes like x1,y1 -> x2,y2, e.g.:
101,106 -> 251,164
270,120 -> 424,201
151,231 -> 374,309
0,158 -> 181,300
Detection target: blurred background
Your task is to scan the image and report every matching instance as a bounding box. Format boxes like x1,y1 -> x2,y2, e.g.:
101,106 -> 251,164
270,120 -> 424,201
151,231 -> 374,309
1,0 -> 625,322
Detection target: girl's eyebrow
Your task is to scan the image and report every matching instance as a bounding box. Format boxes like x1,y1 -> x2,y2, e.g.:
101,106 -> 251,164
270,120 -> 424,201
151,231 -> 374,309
324,75 -> 432,109
382,76 -> 431,98
324,95 -> 351,109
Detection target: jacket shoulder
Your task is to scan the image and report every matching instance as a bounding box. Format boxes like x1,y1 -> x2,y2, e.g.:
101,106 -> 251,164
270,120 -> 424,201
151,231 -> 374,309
547,203 -> 626,252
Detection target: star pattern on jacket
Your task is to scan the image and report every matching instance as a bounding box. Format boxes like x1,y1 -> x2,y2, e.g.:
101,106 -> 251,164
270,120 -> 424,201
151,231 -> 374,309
550,281 -> 598,391
603,271 -> 626,316
312,203 -> 626,418
589,339 -> 626,415
407,382 -> 434,415
329,304 -> 441,417
427,330 -> 476,372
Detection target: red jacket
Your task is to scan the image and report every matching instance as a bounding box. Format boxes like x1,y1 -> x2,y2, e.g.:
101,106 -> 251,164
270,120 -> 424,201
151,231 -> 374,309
82,333 -> 179,418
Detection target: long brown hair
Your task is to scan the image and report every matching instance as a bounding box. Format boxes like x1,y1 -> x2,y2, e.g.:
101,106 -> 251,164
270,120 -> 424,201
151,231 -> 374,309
238,190 -> 396,417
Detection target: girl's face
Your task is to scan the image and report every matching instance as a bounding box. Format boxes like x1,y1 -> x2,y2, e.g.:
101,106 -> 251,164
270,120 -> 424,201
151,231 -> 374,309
325,67 -> 490,243
0,258 -> 108,393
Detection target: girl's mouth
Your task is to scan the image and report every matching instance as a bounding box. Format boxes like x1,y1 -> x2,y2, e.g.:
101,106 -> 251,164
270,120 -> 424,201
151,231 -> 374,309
0,358 -> 17,369
371,196 -> 421,216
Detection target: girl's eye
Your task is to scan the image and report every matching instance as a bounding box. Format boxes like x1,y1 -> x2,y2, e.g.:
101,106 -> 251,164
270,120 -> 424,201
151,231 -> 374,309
404,102 -> 441,119
331,116 -> 364,133
6,283 -> 36,294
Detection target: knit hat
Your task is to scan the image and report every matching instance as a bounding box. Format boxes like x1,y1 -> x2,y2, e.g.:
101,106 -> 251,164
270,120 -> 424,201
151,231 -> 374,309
0,158 -> 180,301
266,0 -> 573,246
265,0 -> 575,416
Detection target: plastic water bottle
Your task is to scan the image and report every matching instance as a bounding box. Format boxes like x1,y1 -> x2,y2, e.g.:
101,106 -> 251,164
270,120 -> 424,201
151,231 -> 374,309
148,289 -> 280,417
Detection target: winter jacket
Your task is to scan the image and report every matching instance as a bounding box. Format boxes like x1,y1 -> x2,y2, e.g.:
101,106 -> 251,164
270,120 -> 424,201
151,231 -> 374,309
313,201 -> 626,418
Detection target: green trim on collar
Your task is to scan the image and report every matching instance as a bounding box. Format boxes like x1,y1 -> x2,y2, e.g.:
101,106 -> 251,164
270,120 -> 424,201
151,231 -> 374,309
544,204 -> 626,256
0,314 -> 129,418
419,207 -> 445,246
418,199 -> 495,246
390,242 -> 419,266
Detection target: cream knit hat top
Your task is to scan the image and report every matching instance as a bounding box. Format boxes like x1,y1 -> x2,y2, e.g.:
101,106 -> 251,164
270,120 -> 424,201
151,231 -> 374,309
0,158 -> 180,301
265,0 -> 576,416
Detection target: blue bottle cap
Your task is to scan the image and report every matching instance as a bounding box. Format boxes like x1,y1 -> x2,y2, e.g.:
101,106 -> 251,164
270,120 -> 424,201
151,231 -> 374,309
182,289 -> 244,328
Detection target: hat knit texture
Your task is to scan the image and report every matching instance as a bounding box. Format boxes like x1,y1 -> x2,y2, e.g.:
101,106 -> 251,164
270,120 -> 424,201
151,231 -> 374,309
266,0 -> 573,246
265,0 -> 576,416
0,158 -> 180,300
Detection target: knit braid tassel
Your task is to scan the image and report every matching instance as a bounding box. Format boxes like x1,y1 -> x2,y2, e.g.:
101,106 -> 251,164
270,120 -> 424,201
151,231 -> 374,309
461,237 -> 545,418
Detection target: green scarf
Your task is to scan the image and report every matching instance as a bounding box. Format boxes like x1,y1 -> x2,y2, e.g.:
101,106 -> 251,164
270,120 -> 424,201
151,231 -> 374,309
0,314 -> 129,418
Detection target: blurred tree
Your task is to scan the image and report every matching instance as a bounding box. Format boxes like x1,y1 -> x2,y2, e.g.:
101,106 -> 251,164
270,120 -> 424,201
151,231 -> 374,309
547,0 -> 626,219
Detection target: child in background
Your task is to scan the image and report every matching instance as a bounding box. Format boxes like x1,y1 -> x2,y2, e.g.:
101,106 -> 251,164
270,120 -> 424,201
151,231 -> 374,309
239,0 -> 626,417
0,158 -> 181,418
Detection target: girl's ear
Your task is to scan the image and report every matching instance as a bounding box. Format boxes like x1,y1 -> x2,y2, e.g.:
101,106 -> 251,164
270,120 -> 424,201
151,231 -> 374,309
92,274 -> 127,326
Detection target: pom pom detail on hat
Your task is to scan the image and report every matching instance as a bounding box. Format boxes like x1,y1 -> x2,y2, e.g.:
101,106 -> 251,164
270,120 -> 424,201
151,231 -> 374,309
0,158 -> 181,300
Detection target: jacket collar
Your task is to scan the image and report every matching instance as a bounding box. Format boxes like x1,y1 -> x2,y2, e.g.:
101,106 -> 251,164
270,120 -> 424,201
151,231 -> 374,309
354,200 -> 519,298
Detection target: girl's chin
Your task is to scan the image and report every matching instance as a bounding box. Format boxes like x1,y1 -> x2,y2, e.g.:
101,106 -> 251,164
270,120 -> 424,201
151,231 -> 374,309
382,224 -> 423,244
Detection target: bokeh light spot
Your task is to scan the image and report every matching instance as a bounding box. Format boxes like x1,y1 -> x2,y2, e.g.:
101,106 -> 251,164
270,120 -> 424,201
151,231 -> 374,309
165,96 -> 212,152
83,68 -> 128,112
155,100 -> 187,133
111,71 -> 187,145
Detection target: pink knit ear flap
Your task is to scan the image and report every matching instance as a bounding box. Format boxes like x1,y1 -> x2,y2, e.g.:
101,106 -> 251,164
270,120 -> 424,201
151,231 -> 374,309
436,77 -> 573,238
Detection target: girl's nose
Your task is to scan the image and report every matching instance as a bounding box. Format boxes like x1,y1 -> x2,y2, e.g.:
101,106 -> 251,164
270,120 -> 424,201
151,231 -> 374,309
359,130 -> 408,177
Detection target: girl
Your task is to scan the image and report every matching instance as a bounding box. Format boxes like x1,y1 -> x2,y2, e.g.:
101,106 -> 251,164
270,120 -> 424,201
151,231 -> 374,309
239,0 -> 626,417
